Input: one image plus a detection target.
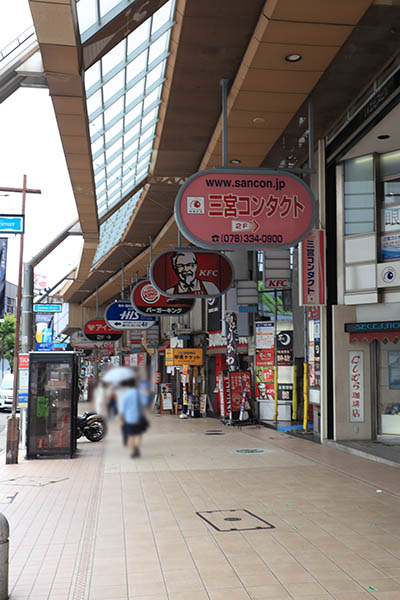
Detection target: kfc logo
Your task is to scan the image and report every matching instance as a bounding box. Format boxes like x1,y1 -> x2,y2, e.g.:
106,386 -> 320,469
187,196 -> 205,214
141,284 -> 160,304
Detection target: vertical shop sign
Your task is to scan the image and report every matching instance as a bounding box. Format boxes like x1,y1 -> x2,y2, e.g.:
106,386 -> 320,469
299,229 -> 326,306
229,371 -> 252,411
255,322 -> 274,349
0,239 -> 7,319
349,351 -> 364,422
225,312 -> 239,371
276,330 -> 293,365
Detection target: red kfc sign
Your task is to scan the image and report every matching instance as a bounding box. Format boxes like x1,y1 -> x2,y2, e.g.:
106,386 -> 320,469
150,249 -> 233,298
83,319 -> 122,342
131,280 -> 195,316
300,229 -> 326,306
175,169 -> 316,249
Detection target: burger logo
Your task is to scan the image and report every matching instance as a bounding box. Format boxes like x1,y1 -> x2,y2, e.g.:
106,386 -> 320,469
141,284 -> 160,304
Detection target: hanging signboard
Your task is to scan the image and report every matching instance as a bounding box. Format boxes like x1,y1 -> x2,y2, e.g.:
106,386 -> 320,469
150,249 -> 234,298
83,319 -> 122,342
276,330 -> 293,365
256,349 -> 274,366
165,348 -> 203,366
131,280 -> 195,316
0,215 -> 24,233
225,312 -> 239,372
299,229 -> 326,306
70,330 -> 113,350
349,350 -> 364,422
33,304 -> 63,313
174,168 -> 316,249
104,301 -> 156,330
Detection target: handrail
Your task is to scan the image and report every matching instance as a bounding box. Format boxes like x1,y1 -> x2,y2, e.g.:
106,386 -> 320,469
0,26 -> 36,65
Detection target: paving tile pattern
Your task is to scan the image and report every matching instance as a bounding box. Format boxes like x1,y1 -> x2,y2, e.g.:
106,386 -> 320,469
2,416 -> 400,599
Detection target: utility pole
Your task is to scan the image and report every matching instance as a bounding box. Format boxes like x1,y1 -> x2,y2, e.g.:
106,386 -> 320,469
0,176 -> 41,464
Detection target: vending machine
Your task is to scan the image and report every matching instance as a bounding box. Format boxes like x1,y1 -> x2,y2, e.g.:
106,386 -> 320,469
27,352 -> 78,459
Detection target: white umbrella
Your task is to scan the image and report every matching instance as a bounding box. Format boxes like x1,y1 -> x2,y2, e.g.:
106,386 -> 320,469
102,366 -> 136,385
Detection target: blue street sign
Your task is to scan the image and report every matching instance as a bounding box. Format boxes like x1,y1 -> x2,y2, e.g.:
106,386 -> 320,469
0,215 -> 24,233
33,304 -> 63,313
18,392 -> 28,405
239,305 -> 258,313
53,343 -> 67,349
104,301 -> 157,330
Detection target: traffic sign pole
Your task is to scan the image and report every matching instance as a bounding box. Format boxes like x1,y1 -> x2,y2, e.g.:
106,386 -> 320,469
2,175 -> 41,465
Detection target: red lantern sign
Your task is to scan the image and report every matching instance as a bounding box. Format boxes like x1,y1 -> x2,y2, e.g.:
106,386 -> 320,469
150,249 -> 234,298
131,280 -> 195,316
175,169 -> 316,249
83,319 -> 122,342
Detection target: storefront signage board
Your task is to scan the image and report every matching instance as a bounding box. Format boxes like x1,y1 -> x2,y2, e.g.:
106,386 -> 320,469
349,351 -> 364,422
377,262 -> 400,287
229,371 -> 252,411
105,301 -> 156,330
255,322 -> 274,349
381,233 -> 400,260
71,330 -> 113,350
165,348 -> 203,366
345,321 -> 400,332
256,349 -> 274,366
33,304 -> 62,313
150,249 -> 234,298
131,280 -> 195,316
264,278 -> 291,289
299,229 -> 326,306
83,319 -> 122,342
18,353 -> 29,405
175,169 -> 316,249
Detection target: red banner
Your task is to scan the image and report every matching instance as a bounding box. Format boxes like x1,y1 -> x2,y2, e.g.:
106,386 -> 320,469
83,319 -> 122,342
175,169 -> 316,249
229,371 -> 252,411
300,229 -> 326,306
131,280 -> 195,315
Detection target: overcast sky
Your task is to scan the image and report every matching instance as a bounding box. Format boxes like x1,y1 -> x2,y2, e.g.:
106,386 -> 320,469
0,0 -> 83,289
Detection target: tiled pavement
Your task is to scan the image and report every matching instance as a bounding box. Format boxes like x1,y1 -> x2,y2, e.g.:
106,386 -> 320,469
2,415 -> 400,599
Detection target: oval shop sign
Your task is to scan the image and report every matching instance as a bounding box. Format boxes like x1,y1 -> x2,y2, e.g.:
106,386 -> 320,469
174,168 -> 316,249
150,249 -> 234,298
131,280 -> 195,316
104,300 -> 156,330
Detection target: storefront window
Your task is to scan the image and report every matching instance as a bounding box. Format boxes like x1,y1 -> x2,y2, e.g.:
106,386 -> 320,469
344,155 -> 375,235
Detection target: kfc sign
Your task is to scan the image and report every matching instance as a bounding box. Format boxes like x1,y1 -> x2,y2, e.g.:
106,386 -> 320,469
131,280 -> 195,316
150,249 -> 234,298
264,278 -> 291,289
175,168 -> 316,249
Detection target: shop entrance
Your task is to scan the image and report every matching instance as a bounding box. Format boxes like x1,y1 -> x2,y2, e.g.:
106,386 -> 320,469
377,341 -> 400,436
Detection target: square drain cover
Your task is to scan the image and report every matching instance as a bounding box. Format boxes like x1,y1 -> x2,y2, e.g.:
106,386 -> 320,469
197,509 -> 274,532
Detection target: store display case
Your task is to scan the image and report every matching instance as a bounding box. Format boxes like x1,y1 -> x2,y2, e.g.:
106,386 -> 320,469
27,352 -> 78,459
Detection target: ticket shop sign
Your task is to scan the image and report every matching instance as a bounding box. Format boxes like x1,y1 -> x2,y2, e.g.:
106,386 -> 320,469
175,169 -> 316,249
151,249 -> 234,298
165,348 -> 204,366
131,280 -> 195,316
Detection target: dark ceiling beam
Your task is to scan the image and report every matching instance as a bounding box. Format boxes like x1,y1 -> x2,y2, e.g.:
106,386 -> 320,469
82,0 -> 170,70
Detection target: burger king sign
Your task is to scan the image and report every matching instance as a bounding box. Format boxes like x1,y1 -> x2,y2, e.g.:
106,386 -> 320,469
131,280 -> 195,316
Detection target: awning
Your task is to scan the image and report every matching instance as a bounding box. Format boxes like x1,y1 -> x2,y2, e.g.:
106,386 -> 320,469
350,332 -> 400,344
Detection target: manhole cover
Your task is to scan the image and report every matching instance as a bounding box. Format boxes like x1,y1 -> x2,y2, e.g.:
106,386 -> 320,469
197,509 -> 275,532
205,431 -> 225,435
234,448 -> 267,454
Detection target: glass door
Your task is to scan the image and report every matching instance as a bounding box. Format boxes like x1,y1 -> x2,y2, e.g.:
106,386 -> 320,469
377,341 -> 400,435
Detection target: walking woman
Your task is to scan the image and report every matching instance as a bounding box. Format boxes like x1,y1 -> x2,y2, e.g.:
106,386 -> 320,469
119,377 -> 149,458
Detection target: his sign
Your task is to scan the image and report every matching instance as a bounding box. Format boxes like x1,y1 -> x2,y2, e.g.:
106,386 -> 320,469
104,300 -> 156,330
151,249 -> 234,298
175,169 -> 316,249
131,280 -> 195,316
299,229 -> 326,306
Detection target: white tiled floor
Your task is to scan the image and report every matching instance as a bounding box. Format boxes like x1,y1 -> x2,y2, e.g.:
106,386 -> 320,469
2,416 -> 400,599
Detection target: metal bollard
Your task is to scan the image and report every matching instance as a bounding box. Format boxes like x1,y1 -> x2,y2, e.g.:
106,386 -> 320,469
0,514 -> 9,600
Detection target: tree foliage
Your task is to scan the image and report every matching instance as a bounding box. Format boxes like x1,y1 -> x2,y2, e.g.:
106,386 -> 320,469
0,314 -> 16,373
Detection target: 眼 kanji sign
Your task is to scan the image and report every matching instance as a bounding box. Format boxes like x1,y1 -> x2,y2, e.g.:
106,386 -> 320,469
175,169 -> 316,249
83,319 -> 122,342
150,249 -> 234,298
131,280 -> 195,316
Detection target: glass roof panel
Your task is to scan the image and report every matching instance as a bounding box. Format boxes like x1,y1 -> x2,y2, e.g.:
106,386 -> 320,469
77,0 -> 137,43
84,0 -> 175,217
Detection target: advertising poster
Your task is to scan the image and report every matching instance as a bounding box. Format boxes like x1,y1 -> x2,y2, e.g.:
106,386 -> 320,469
160,383 -> 173,410
389,352 -> 400,389
35,313 -> 54,351
278,383 -> 293,401
381,233 -> 400,260
175,169 -> 316,249
255,321 -> 274,349
256,349 -> 274,366
228,371 -> 252,411
151,249 -> 233,298
349,351 -> 364,422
